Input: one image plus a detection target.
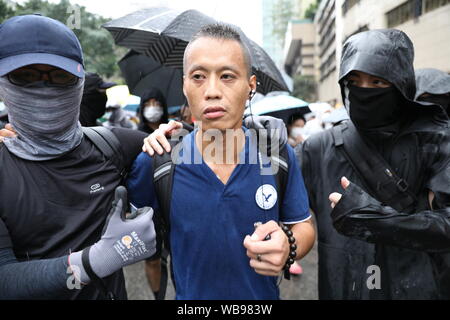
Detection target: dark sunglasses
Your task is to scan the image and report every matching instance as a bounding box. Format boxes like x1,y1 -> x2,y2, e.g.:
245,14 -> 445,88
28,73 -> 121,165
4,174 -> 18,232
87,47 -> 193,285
7,67 -> 79,87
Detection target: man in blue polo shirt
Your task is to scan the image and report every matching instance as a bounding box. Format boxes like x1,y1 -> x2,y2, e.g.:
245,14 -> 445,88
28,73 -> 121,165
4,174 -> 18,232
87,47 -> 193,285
126,23 -> 315,300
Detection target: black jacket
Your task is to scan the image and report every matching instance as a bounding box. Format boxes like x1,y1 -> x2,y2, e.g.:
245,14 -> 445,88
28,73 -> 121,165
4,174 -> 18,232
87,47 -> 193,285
298,29 -> 450,299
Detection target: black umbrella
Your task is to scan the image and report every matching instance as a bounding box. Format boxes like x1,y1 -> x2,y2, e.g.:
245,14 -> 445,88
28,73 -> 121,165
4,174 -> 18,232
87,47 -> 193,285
118,50 -> 185,107
103,7 -> 289,95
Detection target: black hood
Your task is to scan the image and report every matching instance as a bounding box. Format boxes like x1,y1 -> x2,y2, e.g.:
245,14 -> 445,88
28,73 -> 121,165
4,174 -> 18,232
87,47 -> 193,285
138,87 -> 169,130
415,68 -> 450,99
339,29 -> 447,125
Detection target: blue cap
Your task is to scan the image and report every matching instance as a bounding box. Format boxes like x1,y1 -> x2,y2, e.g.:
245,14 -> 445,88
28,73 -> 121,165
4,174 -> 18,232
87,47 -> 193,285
0,15 -> 84,77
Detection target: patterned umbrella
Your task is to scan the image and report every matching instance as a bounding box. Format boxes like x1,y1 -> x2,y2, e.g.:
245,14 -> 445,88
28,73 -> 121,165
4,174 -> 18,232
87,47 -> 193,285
118,50 -> 184,107
103,7 -> 289,95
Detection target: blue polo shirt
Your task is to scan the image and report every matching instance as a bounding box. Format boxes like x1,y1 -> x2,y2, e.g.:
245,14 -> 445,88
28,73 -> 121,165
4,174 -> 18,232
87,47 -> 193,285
127,128 -> 310,300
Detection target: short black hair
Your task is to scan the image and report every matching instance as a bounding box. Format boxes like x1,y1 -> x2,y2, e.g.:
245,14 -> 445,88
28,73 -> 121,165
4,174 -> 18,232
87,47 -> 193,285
288,112 -> 306,126
183,23 -> 253,77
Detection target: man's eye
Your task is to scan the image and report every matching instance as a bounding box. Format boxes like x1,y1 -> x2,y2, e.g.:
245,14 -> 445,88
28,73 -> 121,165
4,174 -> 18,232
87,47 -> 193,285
192,74 -> 204,80
221,74 -> 235,80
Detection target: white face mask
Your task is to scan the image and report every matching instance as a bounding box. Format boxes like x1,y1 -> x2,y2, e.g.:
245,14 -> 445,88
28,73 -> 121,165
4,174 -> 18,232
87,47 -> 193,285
291,127 -> 306,139
143,106 -> 163,122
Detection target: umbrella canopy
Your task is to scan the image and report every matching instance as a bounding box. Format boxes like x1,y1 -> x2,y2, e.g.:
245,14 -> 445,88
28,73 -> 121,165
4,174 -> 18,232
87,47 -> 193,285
103,7 -> 289,95
118,50 -> 185,107
322,107 -> 349,124
244,94 -> 310,124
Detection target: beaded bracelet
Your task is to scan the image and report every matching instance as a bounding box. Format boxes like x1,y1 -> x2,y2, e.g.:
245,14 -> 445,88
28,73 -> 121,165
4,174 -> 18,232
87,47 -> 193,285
281,224 -> 297,280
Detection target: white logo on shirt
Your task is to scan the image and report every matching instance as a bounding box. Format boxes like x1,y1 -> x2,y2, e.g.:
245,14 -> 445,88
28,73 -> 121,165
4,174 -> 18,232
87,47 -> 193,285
255,184 -> 277,210
90,183 -> 104,194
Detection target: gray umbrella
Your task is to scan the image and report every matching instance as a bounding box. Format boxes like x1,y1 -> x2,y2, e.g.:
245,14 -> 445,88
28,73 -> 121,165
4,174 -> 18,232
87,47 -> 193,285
102,7 -> 289,95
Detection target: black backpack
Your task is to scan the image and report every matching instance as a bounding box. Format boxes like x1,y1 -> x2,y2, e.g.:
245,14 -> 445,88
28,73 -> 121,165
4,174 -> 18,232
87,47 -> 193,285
82,126 -> 127,182
151,131 -> 290,299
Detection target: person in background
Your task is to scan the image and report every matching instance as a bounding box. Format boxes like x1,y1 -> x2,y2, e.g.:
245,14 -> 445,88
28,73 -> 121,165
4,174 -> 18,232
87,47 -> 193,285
287,112 -> 307,148
136,87 -> 169,299
138,88 -> 169,134
104,99 -> 136,129
178,101 -> 195,131
415,68 -> 450,117
180,101 -> 194,124
79,72 -> 116,127
286,112 -> 308,276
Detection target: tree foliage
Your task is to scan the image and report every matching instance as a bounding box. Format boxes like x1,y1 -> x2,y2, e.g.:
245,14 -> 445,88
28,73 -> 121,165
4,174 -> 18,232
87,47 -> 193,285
293,74 -> 316,102
0,0 -> 14,21
271,0 -> 298,48
0,0 -> 125,80
304,0 -> 319,20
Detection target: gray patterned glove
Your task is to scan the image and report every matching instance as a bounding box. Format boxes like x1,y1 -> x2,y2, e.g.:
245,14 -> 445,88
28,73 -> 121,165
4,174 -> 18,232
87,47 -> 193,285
69,186 -> 156,283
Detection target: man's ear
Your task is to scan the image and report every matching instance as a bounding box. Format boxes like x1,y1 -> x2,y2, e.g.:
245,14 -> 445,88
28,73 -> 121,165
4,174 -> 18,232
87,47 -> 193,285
249,74 -> 257,94
182,75 -> 187,98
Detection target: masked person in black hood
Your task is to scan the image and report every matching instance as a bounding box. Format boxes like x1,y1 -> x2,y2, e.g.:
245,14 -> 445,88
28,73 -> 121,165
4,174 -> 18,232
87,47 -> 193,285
301,29 -> 450,299
79,72 -> 116,127
138,88 -> 169,134
415,68 -> 450,117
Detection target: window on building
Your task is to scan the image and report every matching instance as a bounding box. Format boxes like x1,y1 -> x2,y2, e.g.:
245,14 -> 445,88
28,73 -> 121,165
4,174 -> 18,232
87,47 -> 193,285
342,0 -> 360,16
320,50 -> 336,82
424,0 -> 450,13
386,0 -> 423,28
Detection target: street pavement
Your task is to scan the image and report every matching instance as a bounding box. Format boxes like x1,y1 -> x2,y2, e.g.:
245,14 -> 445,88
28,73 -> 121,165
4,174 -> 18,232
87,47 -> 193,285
123,239 -> 318,300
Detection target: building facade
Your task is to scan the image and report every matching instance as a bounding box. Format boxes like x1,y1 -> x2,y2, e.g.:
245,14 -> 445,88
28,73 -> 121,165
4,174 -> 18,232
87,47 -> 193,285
284,0 -> 450,105
284,19 -> 316,77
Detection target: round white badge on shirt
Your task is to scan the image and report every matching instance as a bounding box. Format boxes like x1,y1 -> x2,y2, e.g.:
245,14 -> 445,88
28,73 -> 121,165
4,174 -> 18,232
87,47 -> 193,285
255,184 -> 278,210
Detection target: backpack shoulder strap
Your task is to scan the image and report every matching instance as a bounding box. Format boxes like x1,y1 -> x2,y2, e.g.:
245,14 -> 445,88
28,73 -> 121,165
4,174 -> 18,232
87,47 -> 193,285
332,122 -> 417,212
151,139 -> 182,249
151,139 -> 182,300
82,126 -> 126,180
271,146 -> 289,212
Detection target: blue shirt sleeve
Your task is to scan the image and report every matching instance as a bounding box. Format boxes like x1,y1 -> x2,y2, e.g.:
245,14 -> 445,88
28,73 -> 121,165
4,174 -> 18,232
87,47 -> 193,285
126,152 -> 158,209
280,145 -> 311,224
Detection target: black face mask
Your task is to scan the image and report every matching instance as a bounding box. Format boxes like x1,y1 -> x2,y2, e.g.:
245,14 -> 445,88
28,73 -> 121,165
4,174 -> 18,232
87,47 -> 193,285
346,85 -> 404,132
418,94 -> 450,116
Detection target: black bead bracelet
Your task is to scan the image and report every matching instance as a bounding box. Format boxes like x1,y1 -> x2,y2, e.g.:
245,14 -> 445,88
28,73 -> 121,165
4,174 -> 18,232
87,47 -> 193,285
281,224 -> 296,280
